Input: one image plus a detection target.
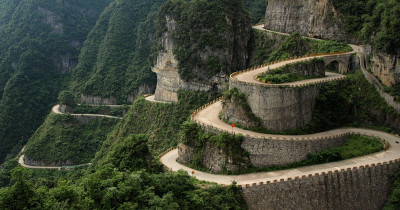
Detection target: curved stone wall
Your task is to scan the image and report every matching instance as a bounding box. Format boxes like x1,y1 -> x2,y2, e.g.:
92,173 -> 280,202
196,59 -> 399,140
229,79 -> 323,131
195,122 -> 364,167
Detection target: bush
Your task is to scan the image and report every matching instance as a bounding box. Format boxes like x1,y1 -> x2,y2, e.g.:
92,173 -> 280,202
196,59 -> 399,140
58,91 -> 76,108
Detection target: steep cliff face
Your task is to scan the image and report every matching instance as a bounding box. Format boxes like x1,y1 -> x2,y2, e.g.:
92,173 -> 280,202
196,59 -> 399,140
152,0 -> 251,102
152,16 -> 227,102
370,52 -> 400,86
265,0 -> 349,42
265,0 -> 400,87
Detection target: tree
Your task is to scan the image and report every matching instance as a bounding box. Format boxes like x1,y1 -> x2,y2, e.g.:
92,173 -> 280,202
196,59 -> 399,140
0,168 -> 42,209
58,90 -> 76,108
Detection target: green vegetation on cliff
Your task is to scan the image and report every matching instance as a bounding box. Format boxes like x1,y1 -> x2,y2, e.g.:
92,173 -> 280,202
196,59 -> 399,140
94,90 -> 220,165
154,0 -> 251,82
249,30 -> 352,66
242,0 -> 268,24
0,0 -> 111,164
180,121 -> 250,172
24,114 -> 119,165
257,58 -> 325,84
332,0 -> 400,54
72,0 -> 165,103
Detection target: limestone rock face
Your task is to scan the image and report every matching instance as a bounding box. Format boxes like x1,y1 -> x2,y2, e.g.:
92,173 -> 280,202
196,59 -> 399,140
80,94 -> 118,105
265,0 -> 351,42
222,95 -> 260,128
24,155 -> 73,167
152,16 -> 230,102
178,142 -> 249,173
370,52 -> 400,86
177,143 -> 194,165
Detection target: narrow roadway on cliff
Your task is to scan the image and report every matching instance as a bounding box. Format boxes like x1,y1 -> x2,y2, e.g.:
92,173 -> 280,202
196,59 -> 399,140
160,25 -> 400,186
18,104 -> 119,169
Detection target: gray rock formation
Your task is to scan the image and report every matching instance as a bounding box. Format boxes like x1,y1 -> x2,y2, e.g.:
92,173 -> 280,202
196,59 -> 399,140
24,155 -> 73,167
151,16 -> 234,102
264,0 -> 352,42
222,94 -> 260,128
178,142 -> 249,173
370,52 -> 400,86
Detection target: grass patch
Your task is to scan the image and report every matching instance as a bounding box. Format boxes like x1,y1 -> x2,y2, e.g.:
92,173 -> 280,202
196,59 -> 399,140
257,70 -> 322,84
257,58 -> 325,84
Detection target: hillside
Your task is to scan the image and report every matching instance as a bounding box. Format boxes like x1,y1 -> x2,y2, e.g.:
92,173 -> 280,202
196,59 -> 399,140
71,0 -> 165,104
0,0 -> 112,164
24,113 -> 119,166
1,0 -> 400,209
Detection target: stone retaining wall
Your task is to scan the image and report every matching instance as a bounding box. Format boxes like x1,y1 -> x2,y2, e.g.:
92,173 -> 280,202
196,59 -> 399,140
240,160 -> 400,210
24,155 -> 73,167
241,134 -> 348,167
230,79 -> 322,131
196,121 -> 372,167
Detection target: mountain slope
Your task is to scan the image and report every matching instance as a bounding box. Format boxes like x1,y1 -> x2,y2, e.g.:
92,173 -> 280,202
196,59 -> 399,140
0,0 -> 111,163
71,0 -> 165,104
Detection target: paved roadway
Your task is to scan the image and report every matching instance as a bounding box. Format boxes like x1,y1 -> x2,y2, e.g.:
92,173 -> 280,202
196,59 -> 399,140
160,25 -> 400,186
144,95 -> 172,104
52,104 -> 122,119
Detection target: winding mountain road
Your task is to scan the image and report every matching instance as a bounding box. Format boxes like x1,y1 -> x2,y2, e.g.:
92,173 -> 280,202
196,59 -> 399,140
52,104 -> 122,119
18,147 -> 61,170
160,25 -> 400,186
145,95 -> 171,104
17,104 -> 121,169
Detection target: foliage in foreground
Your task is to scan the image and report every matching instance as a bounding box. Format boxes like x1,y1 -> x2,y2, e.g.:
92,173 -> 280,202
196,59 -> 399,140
0,167 -> 246,210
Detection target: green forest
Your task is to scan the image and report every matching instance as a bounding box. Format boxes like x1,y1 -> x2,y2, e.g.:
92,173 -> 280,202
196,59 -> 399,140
0,0 -> 399,209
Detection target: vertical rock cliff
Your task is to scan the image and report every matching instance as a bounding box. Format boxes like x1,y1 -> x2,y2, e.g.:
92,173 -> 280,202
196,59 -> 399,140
265,0 -> 400,87
264,0 -> 346,41
152,0 -> 251,102
370,52 -> 400,86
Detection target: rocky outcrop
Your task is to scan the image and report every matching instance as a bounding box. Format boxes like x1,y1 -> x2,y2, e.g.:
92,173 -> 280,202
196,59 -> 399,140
79,83 -> 154,105
151,16 -> 232,102
151,16 -> 236,102
370,52 -> 400,86
178,142 -> 250,173
264,0 -> 355,43
24,155 -> 73,167
279,58 -> 325,77
80,94 -> 118,105
222,94 -> 260,128
152,0 -> 251,102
